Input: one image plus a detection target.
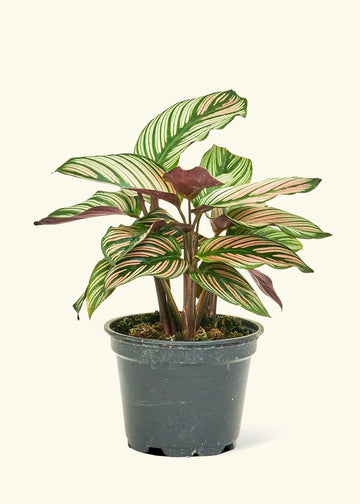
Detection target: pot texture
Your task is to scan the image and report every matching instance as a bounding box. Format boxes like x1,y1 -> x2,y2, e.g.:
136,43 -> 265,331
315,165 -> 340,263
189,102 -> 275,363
105,314 -> 263,457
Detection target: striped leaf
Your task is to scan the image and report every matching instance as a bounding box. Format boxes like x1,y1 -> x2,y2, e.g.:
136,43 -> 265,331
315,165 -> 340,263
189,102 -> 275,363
101,207 -> 191,264
34,190 -> 140,225
198,177 -> 321,208
194,145 -> 252,206
227,225 -> 303,252
138,208 -> 184,245
101,223 -> 151,265
56,153 -> 175,192
105,234 -> 188,289
85,259 -> 115,318
249,270 -> 283,309
226,206 -> 331,239
73,290 -> 86,319
190,262 -> 269,316
134,90 -> 247,171
197,235 -> 313,273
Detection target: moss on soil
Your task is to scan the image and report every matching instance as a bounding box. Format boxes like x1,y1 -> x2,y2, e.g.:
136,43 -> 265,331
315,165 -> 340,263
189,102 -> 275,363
110,311 -> 254,341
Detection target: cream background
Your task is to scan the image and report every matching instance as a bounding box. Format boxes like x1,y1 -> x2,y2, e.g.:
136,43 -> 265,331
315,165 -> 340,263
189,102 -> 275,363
1,0 -> 359,502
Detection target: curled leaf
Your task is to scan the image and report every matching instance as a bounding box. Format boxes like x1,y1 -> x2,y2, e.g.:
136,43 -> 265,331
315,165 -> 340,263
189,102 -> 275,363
249,270 -> 283,310
164,166 -> 223,200
128,188 -> 181,208
210,214 -> 233,233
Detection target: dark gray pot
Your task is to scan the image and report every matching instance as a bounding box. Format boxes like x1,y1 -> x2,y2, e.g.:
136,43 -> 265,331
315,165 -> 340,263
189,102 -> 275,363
105,314 -> 263,457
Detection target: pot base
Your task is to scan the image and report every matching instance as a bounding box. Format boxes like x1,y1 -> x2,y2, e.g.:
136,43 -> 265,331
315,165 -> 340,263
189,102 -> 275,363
127,439 -> 236,457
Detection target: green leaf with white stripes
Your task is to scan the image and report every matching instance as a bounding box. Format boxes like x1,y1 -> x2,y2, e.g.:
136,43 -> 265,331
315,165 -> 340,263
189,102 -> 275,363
227,225 -> 303,252
198,177 -> 321,208
101,207 -> 187,266
105,234 -> 188,289
226,206 -> 331,239
34,190 -> 140,225
73,290 -> 86,318
56,153 -> 175,192
134,90 -> 247,171
197,235 -> 313,273
102,223 -> 152,265
193,145 -> 252,206
190,262 -> 269,317
85,259 -> 115,318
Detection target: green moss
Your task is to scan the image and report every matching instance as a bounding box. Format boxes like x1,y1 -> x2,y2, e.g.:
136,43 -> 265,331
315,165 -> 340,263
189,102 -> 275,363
111,312 -> 253,341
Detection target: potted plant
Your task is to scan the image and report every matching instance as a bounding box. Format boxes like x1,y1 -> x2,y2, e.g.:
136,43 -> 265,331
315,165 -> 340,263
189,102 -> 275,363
35,90 -> 330,457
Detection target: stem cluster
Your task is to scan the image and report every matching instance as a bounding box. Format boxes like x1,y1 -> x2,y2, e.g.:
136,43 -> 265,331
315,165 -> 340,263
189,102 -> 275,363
149,197 -> 216,341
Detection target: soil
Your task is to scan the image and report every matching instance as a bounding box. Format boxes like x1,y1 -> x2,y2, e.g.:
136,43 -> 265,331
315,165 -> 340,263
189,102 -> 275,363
110,311 -> 254,342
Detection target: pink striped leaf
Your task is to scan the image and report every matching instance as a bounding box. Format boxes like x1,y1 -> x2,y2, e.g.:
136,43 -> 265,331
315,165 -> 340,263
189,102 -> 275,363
137,208 -> 191,247
77,259 -> 115,319
101,223 -> 152,265
249,270 -> 283,310
227,225 -> 303,252
226,206 -> 331,239
193,145 -> 253,206
55,153 -> 175,193
101,207 -> 193,264
198,177 -> 321,208
190,262 -> 269,316
134,90 -> 247,171
105,234 -> 188,289
197,235 -> 313,273
34,190 -> 140,225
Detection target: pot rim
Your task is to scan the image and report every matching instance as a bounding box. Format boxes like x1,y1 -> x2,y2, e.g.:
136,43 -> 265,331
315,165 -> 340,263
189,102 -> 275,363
104,313 -> 264,349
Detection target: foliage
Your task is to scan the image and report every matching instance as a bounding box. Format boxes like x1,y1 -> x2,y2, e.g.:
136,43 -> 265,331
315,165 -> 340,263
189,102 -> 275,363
35,90 -> 330,340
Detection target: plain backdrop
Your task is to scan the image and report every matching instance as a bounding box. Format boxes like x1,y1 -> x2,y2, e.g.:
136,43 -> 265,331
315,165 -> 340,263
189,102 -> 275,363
1,0 -> 359,502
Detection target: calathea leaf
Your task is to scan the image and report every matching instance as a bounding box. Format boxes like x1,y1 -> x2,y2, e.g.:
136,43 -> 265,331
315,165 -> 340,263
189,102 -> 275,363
80,259 -> 115,318
163,166 -> 223,200
126,188 -> 181,207
197,235 -> 313,273
227,225 -> 303,252
198,177 -> 322,208
193,145 -> 253,206
226,206 -> 331,239
105,234 -> 188,289
34,190 -> 140,225
248,270 -> 283,310
101,207 -> 192,264
101,223 -> 152,265
210,214 -> 234,233
190,262 -> 269,317
73,291 -> 87,319
136,208 -> 188,247
134,89 -> 247,171
55,153 -> 175,192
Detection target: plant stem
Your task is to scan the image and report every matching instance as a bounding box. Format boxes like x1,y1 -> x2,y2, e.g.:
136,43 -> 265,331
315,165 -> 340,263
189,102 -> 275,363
178,207 -> 187,224
161,279 -> 182,330
143,195 -> 172,334
154,277 -> 171,334
182,200 -> 198,340
205,293 -> 217,319
195,289 -> 211,330
150,197 -> 159,211
138,193 -> 147,215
